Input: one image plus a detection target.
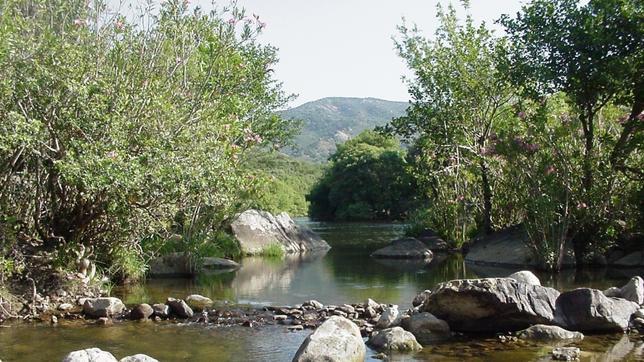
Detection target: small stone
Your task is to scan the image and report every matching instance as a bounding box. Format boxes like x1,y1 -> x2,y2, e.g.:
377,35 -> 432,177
152,303 -> 170,318
130,304 -> 154,320
552,347 -> 580,361
274,314 -> 288,321
83,297 -> 125,318
364,306 -> 377,319
185,294 -> 213,311
166,298 -> 193,318
339,304 -> 355,314
366,298 -> 379,310
96,317 -> 111,325
58,303 -> 74,312
288,325 -> 304,331
304,300 -> 324,309
376,305 -> 400,329
242,320 -> 256,327
62,348 -> 117,362
367,327 -> 422,352
119,354 -> 159,362
51,315 -> 58,324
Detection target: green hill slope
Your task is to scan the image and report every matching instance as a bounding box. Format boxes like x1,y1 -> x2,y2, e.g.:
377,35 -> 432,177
280,97 -> 408,162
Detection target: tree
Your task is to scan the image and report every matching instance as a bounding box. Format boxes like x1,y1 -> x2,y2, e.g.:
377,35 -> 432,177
388,2 -> 515,238
501,0 -> 643,262
308,131 -> 416,221
0,0 -> 294,281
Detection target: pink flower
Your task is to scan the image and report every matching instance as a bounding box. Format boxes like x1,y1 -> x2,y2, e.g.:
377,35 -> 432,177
227,18 -> 237,25
517,111 -> 526,120
106,151 -> 117,159
577,202 -> 587,209
73,19 -> 87,27
618,114 -> 629,124
114,20 -> 124,30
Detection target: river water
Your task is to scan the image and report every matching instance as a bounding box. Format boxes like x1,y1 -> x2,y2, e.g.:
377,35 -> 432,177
1,220 -> 643,361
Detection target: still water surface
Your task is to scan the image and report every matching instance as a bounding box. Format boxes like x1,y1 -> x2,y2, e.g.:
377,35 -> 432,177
0,220 -> 642,361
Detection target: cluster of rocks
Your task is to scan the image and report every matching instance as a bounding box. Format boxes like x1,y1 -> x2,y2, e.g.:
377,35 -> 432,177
62,348 -> 156,362
292,272 -> 644,361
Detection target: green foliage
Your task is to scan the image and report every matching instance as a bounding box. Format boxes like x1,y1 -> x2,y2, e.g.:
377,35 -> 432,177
281,97 -> 408,162
243,150 -> 323,216
308,130 -> 417,221
0,0 -> 294,281
389,2 -> 515,243
259,243 -> 285,258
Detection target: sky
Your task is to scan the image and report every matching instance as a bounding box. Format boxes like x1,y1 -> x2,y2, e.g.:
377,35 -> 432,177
111,0 -> 526,107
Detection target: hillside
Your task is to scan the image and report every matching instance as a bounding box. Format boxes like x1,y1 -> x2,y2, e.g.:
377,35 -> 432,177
280,97 -> 408,162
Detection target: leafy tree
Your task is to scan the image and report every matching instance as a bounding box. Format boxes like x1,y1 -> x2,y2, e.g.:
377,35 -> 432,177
388,2 -> 515,239
0,0 -> 294,281
308,131 -> 416,221
501,0 -> 643,262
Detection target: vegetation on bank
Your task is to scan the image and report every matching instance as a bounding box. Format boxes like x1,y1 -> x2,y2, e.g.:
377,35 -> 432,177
308,131 -> 417,221
243,150 -> 324,216
384,0 -> 642,269
0,0 -> 297,287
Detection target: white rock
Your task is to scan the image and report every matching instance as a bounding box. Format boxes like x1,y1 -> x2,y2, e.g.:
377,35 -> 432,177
620,276 -> 644,304
367,327 -> 422,352
62,348 -> 117,362
292,316 -> 365,362
508,270 -> 541,286
376,305 -> 401,329
82,298 -> 125,318
185,294 -> 213,311
119,354 -> 158,362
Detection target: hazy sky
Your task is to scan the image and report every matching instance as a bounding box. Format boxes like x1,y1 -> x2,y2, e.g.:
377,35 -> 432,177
111,0 -> 526,107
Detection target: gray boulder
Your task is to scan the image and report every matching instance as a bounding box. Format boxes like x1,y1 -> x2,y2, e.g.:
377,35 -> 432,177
119,355 -> 158,362
130,304 -> 154,320
370,238 -> 432,259
367,327 -> 422,352
401,312 -> 450,344
201,257 -> 240,270
62,348 -> 117,362
185,294 -> 213,311
554,288 -> 639,332
603,287 -> 622,298
82,298 -> 125,318
292,316 -> 365,362
620,276 -> 644,304
508,270 -> 541,286
166,298 -> 194,318
422,278 -> 560,332
517,324 -> 583,341
376,305 -> 401,329
232,209 -> 330,255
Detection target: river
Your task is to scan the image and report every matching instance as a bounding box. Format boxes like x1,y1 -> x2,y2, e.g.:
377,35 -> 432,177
0,220 -> 642,361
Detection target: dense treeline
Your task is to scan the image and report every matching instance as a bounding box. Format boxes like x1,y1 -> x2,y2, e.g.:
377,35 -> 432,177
0,0 -> 296,284
308,131 -> 417,221
386,0 -> 642,270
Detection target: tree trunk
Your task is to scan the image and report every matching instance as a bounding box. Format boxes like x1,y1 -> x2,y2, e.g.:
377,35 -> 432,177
480,159 -> 493,234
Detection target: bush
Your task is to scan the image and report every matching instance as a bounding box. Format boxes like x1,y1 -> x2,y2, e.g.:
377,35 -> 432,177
0,0 -> 294,281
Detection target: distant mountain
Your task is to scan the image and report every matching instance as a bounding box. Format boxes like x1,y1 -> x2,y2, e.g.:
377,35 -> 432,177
280,97 -> 408,162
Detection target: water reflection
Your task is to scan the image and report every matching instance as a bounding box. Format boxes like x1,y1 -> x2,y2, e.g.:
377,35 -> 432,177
2,220 -> 642,362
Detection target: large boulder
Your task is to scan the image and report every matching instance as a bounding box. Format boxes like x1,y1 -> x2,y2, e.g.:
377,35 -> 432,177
619,276 -> 644,305
231,210 -> 330,255
516,324 -> 583,341
465,225 -> 575,268
508,270 -> 541,286
554,288 -> 639,332
82,298 -> 125,319
366,327 -> 423,352
371,238 -> 432,259
62,348 -> 117,362
292,316 -> 365,362
401,312 -> 450,344
422,278 -> 560,332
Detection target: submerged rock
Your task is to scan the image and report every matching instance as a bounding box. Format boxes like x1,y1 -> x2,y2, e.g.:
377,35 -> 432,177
370,238 -> 432,259
62,348 -> 117,362
292,316 -> 365,362
367,327 -> 422,352
82,298 -> 125,319
554,288 -> 638,332
422,278 -> 560,332
148,253 -> 239,277
551,347 -> 580,361
231,209 -> 330,255
508,270 -> 541,286
119,355 -> 158,362
517,324 -> 583,341
401,312 -> 450,343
